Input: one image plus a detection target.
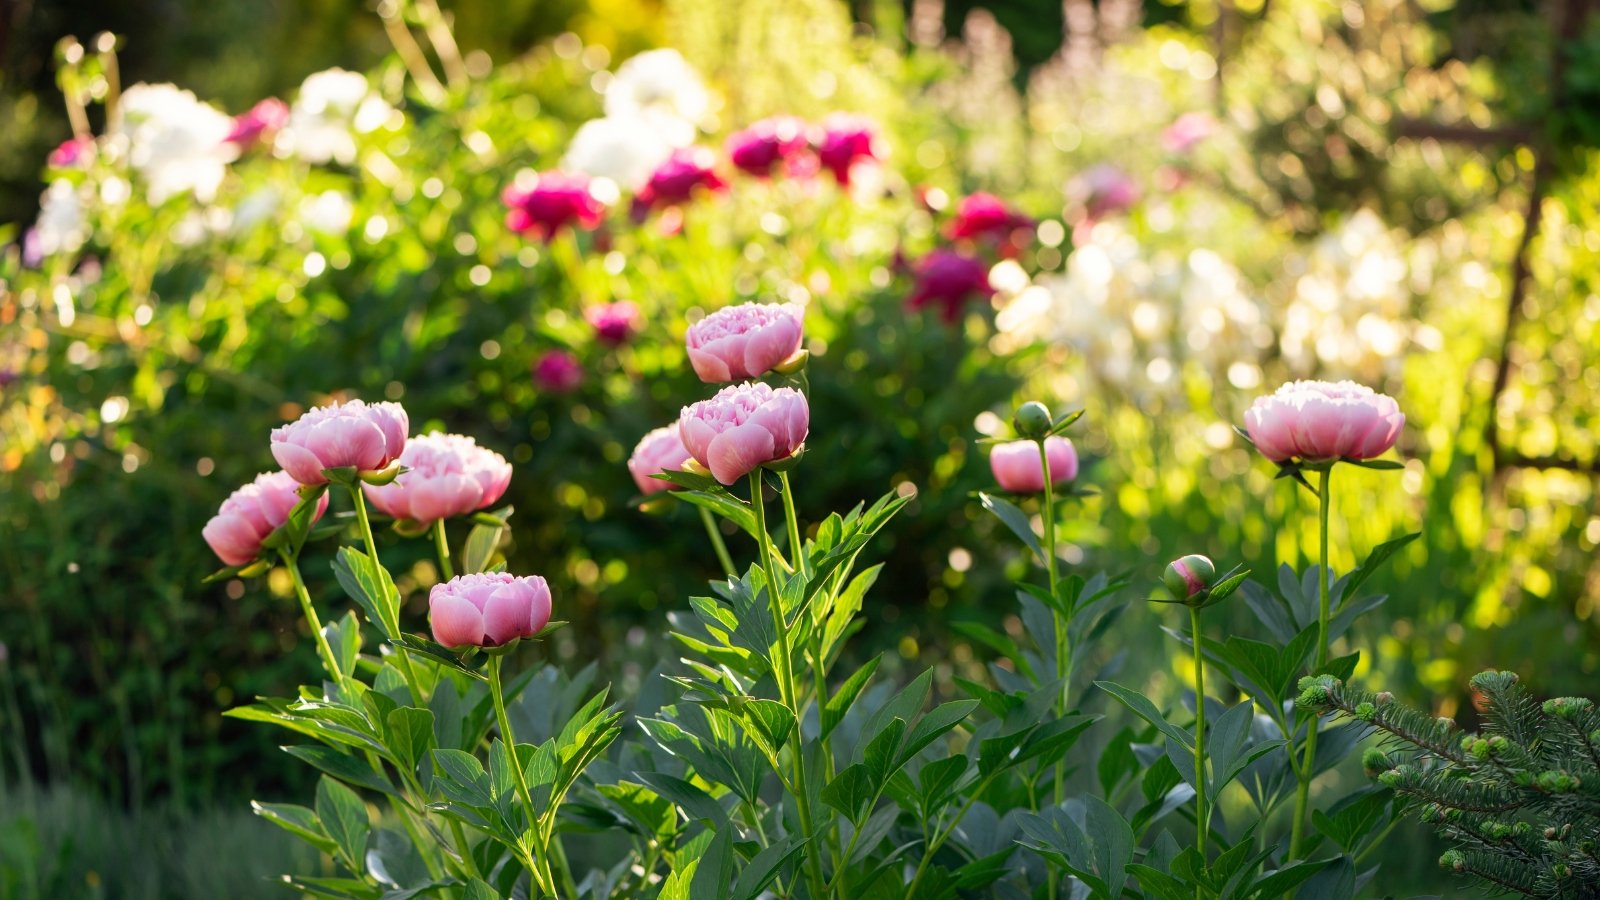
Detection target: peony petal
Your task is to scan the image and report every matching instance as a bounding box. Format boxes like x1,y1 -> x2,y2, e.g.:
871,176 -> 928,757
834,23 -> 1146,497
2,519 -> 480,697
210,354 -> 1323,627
687,344 -> 735,382
430,594 -> 486,648
271,441 -> 331,485
705,423 -> 776,485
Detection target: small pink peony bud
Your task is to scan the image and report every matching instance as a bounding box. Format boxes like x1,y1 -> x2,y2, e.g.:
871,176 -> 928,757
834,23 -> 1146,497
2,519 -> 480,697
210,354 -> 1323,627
679,382 -> 809,485
627,423 -> 692,495
1163,554 -> 1217,603
813,114 -> 883,187
727,116 -> 810,176
585,301 -> 643,346
989,436 -> 1078,494
502,172 -> 607,242
363,432 -> 512,525
906,248 -> 995,323
225,98 -> 290,146
203,471 -> 330,565
532,351 -> 584,394
685,301 -> 805,383
270,399 -> 410,486
1243,380 -> 1404,464
429,572 -> 552,649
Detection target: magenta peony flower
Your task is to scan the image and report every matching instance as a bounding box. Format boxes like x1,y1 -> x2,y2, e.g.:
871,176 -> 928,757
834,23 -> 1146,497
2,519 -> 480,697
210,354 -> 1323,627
1243,380 -> 1404,464
627,423 -> 692,495
271,399 -> 409,485
989,436 -> 1078,494
1075,163 -> 1141,220
363,432 -> 512,525
727,116 -> 810,177
1161,111 -> 1217,154
48,136 -> 94,169
502,172 -> 607,242
679,382 -> 809,485
203,471 -> 330,565
225,98 -> 290,146
532,350 -> 583,394
946,192 -> 1033,244
906,248 -> 995,323
685,301 -> 804,383
632,147 -> 725,220
585,301 -> 642,346
813,114 -> 882,186
429,572 -> 552,649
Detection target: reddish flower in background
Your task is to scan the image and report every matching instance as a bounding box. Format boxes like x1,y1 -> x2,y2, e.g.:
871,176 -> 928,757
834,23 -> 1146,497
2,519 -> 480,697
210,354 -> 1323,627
225,98 -> 290,146
1076,163 -> 1140,221
906,248 -> 995,323
503,172 -> 607,242
727,116 -> 810,177
203,471 -> 330,565
1161,111 -> 1217,154
631,147 -> 725,224
586,301 -> 643,346
946,192 -> 1033,255
627,424 -> 692,495
429,572 -> 552,649
532,350 -> 583,393
363,432 -> 512,525
813,114 -> 882,187
48,136 -> 94,168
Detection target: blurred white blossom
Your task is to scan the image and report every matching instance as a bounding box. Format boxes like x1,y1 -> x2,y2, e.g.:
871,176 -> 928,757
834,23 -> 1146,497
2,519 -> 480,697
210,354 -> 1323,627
32,179 -> 88,259
277,69 -> 392,165
299,190 -> 354,235
562,117 -> 674,192
602,49 -> 709,147
113,83 -> 238,204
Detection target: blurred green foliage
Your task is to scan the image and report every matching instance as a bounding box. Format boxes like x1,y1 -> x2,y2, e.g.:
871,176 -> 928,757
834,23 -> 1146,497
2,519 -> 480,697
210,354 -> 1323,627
0,6 -> 1597,886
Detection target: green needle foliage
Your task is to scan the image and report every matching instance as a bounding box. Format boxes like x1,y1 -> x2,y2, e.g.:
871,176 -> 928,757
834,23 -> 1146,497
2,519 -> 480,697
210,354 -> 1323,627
1300,671 -> 1600,898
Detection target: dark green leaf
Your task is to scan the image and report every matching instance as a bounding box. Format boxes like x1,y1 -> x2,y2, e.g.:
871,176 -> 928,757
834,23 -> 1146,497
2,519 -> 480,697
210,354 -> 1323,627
822,654 -> 881,739
978,492 -> 1043,564
314,776 -> 370,872
283,745 -> 398,797
1339,532 -> 1419,603
1097,681 -> 1193,749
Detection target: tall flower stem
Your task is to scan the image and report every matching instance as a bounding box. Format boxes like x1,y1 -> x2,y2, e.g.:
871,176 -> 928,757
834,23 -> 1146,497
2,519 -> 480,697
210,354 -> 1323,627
280,550 -> 346,693
1036,441 -> 1069,796
488,654 -> 557,895
697,506 -> 737,578
1190,602 -> 1209,879
347,486 -> 428,707
749,471 -> 827,900
1290,466 -> 1333,859
433,518 -> 455,580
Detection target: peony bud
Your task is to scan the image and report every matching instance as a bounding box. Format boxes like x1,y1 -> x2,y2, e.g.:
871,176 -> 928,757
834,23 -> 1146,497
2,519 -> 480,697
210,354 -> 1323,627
363,432 -> 512,525
429,572 -> 552,649
1162,554 -> 1216,603
270,399 -> 410,486
684,302 -> 805,383
627,424 -> 692,496
585,301 -> 643,346
989,437 -> 1077,494
203,471 -> 330,565
532,350 -> 583,394
678,382 -> 809,485
1013,401 -> 1053,439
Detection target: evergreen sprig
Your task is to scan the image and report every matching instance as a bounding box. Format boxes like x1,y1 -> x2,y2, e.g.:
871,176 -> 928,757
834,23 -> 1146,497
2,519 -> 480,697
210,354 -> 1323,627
1298,671 -> 1600,899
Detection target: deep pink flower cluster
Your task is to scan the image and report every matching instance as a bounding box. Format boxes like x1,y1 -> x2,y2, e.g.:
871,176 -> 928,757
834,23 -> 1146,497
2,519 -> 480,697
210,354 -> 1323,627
225,98 -> 290,146
905,249 -> 995,323
503,173 -> 607,242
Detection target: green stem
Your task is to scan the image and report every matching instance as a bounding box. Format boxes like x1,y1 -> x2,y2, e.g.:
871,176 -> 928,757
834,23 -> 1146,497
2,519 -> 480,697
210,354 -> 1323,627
280,550 -> 346,694
348,486 -> 428,706
1038,440 -> 1067,900
449,819 -> 483,880
698,506 -> 737,578
1191,603 -> 1209,878
433,518 -> 455,581
905,772 -> 1000,897
1290,466 -> 1333,860
749,471 -> 827,900
777,471 -> 807,580
489,655 -> 555,895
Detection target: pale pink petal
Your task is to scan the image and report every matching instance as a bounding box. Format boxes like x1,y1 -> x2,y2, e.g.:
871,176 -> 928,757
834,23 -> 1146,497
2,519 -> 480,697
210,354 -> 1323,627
706,423 -> 776,485
430,594 -> 486,648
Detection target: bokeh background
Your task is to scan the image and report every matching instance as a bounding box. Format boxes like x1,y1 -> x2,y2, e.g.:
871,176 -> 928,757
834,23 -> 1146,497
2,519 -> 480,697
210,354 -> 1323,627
3,0 -> 1599,895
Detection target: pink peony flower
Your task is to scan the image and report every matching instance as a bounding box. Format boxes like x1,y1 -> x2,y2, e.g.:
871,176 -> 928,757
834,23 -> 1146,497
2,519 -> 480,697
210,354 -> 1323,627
363,432 -> 512,525
1075,163 -> 1141,220
679,382 -> 809,485
627,423 -> 692,495
813,114 -> 883,187
271,399 -> 410,485
429,572 -> 552,648
906,248 -> 995,323
632,147 -> 725,220
685,301 -> 804,383
946,192 -> 1033,244
585,301 -> 642,346
989,436 -> 1078,494
532,350 -> 583,393
727,116 -> 810,177
502,172 -> 607,242
1243,380 -> 1404,464
225,98 -> 290,146
1161,111 -> 1217,154
203,471 -> 330,565
48,136 -> 94,168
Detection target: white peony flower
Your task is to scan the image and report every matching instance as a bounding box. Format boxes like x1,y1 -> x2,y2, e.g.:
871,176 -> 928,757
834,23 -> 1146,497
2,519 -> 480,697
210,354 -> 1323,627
299,190 -> 354,234
113,83 -> 239,205
33,179 -> 88,258
278,69 -> 393,165
603,48 -> 709,147
561,117 -> 674,191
